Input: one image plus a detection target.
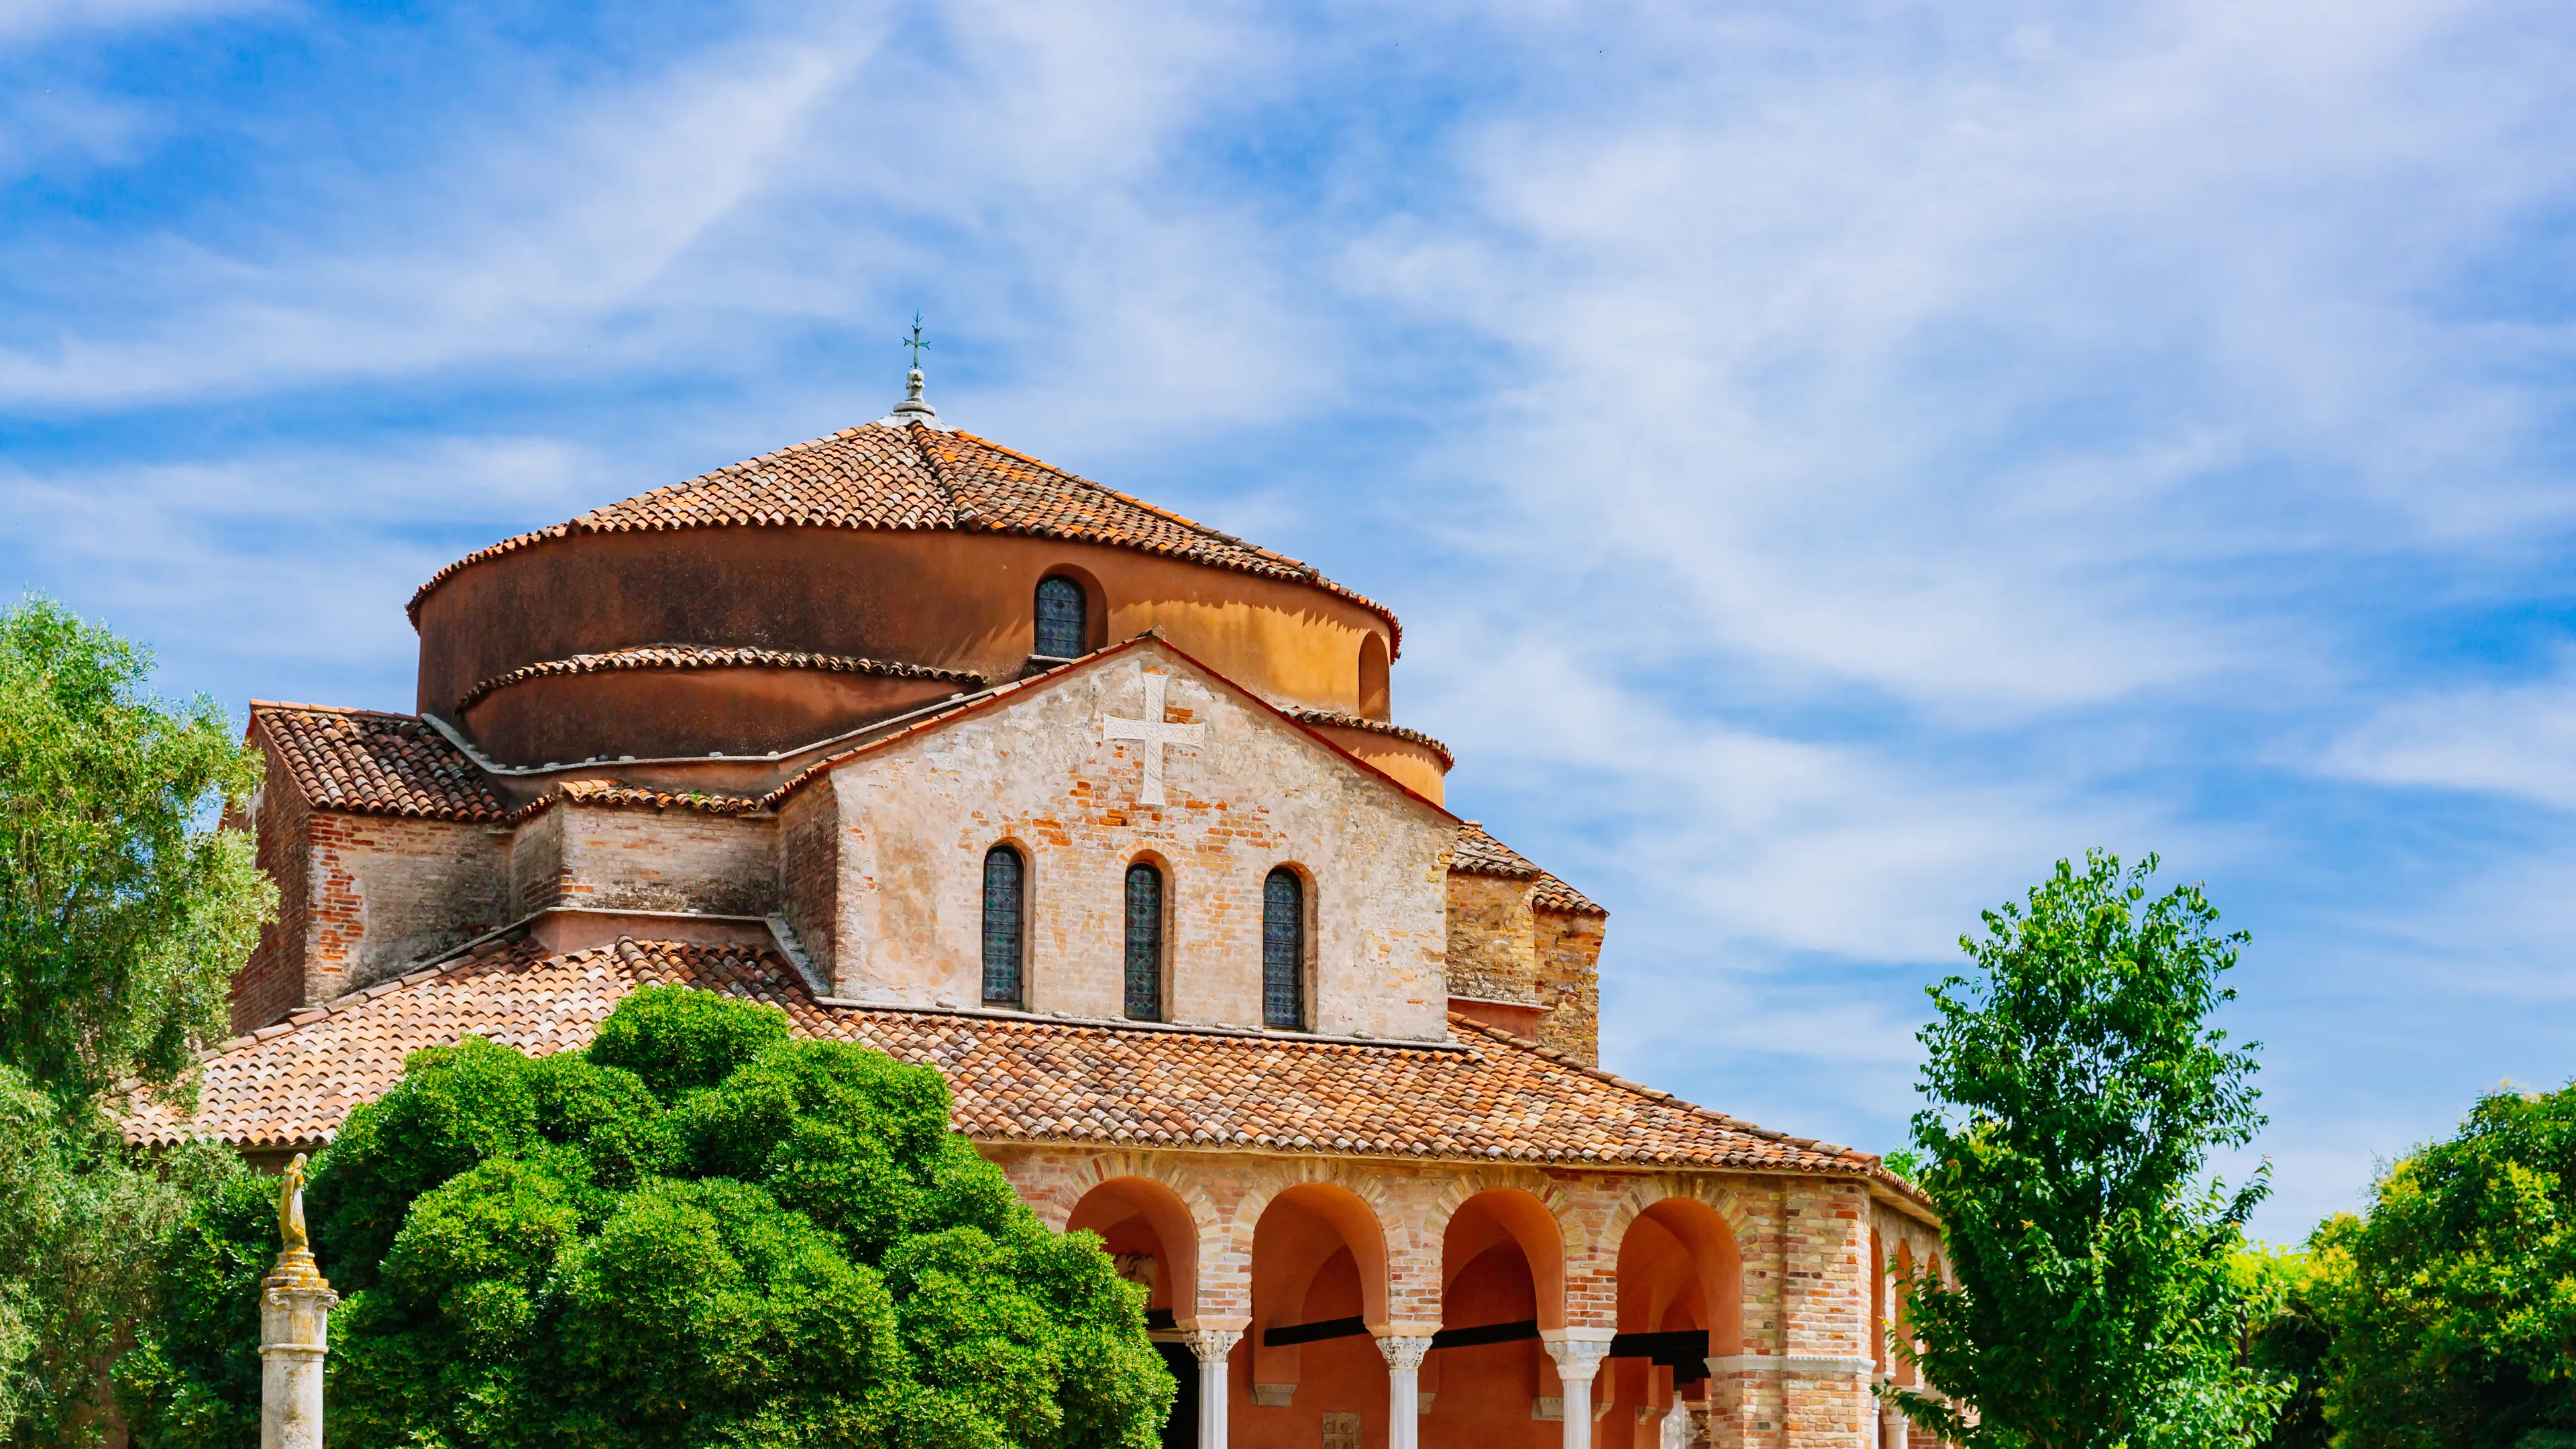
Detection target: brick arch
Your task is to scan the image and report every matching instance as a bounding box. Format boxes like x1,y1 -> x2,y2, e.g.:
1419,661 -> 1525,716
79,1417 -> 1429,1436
1597,1173 -> 1756,1256
1222,1157 -> 1398,1254
1031,1150 -> 1223,1237
1421,1166 -> 1594,1260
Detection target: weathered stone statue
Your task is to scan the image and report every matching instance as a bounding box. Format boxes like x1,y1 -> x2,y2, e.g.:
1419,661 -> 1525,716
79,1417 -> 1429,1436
260,1152 -> 337,1449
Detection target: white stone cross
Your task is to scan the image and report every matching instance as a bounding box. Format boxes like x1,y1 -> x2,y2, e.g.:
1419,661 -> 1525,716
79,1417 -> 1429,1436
1102,671 -> 1205,806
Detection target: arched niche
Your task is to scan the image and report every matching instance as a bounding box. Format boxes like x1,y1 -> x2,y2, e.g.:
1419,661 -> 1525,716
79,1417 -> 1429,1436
1604,1199 -> 1745,1449
1426,1189 -> 1567,1448
1067,1175 -> 1201,1324
1246,1183 -> 1392,1434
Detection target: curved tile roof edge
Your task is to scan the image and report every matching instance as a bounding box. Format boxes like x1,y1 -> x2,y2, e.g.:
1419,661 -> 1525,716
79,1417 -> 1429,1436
455,646 -> 983,714
1281,708 -> 1456,769
405,423 -> 1404,655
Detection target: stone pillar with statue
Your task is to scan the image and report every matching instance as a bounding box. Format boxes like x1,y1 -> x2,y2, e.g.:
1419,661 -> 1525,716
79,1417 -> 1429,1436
260,1153 -> 338,1449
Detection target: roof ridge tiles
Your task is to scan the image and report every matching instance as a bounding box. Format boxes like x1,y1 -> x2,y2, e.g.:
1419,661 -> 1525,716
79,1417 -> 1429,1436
405,421 -> 1402,654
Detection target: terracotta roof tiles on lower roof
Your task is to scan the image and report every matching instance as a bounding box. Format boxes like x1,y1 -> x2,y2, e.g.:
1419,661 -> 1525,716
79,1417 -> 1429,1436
252,703 -> 510,822
1450,822 -> 1607,917
455,646 -> 983,714
124,940 -> 1856,1177
407,422 -> 1401,654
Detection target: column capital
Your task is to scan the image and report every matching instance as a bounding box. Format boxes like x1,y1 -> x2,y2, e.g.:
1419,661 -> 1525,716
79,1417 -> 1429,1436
1180,1328 -> 1242,1364
1375,1334 -> 1434,1371
1540,1335 -> 1613,1377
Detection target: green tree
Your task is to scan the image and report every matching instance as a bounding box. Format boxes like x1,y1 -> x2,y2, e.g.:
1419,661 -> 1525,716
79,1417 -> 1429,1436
2316,1083 -> 2576,1448
0,598 -> 271,1449
0,596 -> 272,1108
1889,851 -> 2287,1449
122,985 -> 1173,1449
2229,1243 -> 2334,1449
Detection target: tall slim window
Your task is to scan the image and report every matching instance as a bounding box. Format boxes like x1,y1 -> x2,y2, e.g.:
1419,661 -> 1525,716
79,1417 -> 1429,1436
982,846 -> 1025,1005
1262,867 -> 1303,1029
1035,576 -> 1086,658
1124,862 -> 1164,1021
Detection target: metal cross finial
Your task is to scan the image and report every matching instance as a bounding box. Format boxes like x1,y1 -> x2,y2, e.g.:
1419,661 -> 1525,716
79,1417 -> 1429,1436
900,312 -> 930,371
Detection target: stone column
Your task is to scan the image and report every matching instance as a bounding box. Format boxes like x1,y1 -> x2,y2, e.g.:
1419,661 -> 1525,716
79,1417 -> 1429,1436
260,1152 -> 337,1449
1182,1328 -> 1242,1449
1878,1397 -> 1910,1449
1377,1336 -> 1434,1449
1542,1332 -> 1614,1449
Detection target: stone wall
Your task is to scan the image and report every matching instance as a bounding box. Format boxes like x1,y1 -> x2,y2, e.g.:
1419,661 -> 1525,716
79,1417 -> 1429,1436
816,643 -> 1455,1038
1535,911 -> 1604,1065
1445,873 -> 1540,1005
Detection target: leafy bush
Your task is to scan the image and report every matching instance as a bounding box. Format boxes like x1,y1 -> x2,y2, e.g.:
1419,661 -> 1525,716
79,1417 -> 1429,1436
123,985 -> 1171,1449
2316,1083 -> 2576,1449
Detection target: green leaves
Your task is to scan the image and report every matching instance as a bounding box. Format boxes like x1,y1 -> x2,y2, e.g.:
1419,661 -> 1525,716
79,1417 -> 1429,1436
0,596 -> 275,1112
1893,851 -> 2286,1449
124,987 -> 1173,1449
0,598 -> 274,1449
2317,1084 -> 2576,1447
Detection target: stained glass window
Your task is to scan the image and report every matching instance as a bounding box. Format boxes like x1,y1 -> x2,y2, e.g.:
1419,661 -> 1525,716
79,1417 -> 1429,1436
1263,867 -> 1303,1029
982,846 -> 1024,1005
1035,576 -> 1086,658
1124,862 -> 1163,1021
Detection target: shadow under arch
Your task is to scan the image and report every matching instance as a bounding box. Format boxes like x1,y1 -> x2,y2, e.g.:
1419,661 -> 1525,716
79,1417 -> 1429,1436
1422,1187 -> 1568,1448
1067,1175 -> 1203,1324
1599,1197 -> 1746,1449
1244,1181 -> 1393,1440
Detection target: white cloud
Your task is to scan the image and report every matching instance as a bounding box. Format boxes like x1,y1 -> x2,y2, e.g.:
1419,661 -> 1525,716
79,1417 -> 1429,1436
2320,655 -> 2576,810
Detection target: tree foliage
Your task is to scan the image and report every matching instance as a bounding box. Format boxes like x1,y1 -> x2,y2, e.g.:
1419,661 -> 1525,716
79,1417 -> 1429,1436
2314,1082 -> 2576,1448
1892,851 -> 2286,1449
0,596 -> 273,1110
121,985 -> 1173,1449
2229,1244 -> 2333,1449
0,599 -> 268,1449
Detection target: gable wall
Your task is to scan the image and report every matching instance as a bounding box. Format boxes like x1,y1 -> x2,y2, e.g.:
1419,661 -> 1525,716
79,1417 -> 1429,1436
816,647 -> 1453,1039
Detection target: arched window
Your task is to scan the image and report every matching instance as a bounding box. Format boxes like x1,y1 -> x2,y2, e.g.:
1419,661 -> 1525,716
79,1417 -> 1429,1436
1124,862 -> 1164,1021
1262,867 -> 1303,1029
1358,633 -> 1390,718
981,846 -> 1026,1005
1035,576 -> 1086,659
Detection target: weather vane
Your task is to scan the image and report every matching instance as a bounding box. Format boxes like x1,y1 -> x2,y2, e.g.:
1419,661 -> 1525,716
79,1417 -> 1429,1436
901,312 -> 930,371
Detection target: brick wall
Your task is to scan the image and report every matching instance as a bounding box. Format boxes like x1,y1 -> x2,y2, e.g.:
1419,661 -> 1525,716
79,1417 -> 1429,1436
776,782 -> 843,987
231,731 -> 311,1032
551,804 -> 775,916
302,812 -> 510,1002
990,1145 -> 1894,1449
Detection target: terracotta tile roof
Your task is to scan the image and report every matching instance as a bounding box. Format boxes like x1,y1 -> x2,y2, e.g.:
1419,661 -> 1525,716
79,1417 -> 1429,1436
407,422 -> 1401,653
252,703 -> 509,822
1450,822 -> 1606,917
539,780 -> 766,818
456,647 -> 982,714
1281,708 -> 1455,769
123,939 -> 1866,1178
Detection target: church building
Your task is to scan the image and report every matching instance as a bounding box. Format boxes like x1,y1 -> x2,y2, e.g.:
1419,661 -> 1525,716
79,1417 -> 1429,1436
125,370 -> 1941,1449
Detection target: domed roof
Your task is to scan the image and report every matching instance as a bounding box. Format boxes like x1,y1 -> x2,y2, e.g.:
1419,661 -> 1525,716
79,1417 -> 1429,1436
409,418 -> 1400,651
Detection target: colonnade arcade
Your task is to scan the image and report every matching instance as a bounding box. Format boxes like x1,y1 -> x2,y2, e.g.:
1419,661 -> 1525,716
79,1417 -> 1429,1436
999,1150 -> 1939,1449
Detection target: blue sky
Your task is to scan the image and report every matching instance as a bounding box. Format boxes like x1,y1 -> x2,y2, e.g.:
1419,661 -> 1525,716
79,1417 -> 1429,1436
5,0 -> 2574,1238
